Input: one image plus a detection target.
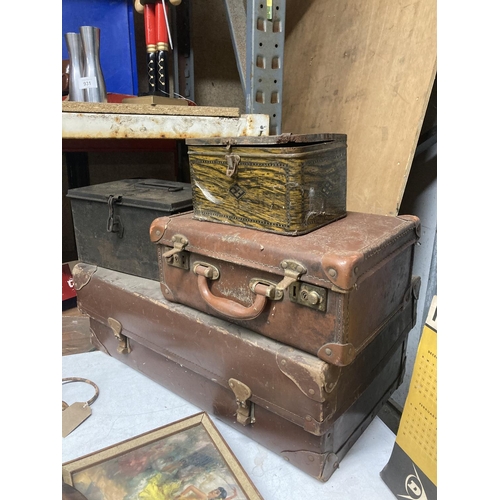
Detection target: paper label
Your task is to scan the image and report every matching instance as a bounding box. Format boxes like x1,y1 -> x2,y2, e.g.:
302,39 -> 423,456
62,402 -> 92,438
79,76 -> 98,90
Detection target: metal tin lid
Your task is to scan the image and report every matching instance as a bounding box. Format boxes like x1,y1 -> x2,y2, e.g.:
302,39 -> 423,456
66,178 -> 193,212
185,133 -> 347,147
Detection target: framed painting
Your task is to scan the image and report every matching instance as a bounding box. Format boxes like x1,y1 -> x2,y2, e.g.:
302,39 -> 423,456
62,412 -> 263,500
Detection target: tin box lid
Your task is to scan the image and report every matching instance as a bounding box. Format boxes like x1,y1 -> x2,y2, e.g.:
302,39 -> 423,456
185,133 -> 347,147
67,179 -> 193,212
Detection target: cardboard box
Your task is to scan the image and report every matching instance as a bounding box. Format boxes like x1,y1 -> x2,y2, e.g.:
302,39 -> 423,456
62,0 -> 138,95
62,263 -> 77,302
380,295 -> 437,500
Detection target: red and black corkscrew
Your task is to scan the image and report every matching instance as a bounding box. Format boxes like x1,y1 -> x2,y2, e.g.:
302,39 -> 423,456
155,0 -> 169,96
136,0 -> 177,97
143,2 -> 157,94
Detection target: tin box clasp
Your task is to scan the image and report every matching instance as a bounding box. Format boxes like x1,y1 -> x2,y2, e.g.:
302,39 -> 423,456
106,195 -> 124,238
229,378 -> 255,426
225,154 -> 240,177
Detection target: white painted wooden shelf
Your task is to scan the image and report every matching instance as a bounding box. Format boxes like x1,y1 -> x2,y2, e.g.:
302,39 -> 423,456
62,102 -> 270,140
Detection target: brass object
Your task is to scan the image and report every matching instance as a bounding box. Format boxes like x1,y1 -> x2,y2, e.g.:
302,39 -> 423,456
275,259 -> 307,297
289,282 -> 327,312
162,234 -> 189,259
167,251 -> 189,270
249,278 -> 281,300
225,154 -> 241,177
108,318 -> 131,354
192,262 -> 220,280
228,378 -> 255,426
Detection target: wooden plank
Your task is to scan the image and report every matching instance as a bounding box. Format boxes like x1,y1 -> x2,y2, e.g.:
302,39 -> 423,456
282,0 -> 437,215
62,309 -> 94,356
62,101 -> 241,118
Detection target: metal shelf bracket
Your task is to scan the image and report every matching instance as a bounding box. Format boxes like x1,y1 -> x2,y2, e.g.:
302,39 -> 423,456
224,0 -> 286,135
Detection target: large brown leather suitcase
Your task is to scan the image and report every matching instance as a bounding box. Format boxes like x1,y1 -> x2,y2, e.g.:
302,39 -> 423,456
150,211 -> 420,366
73,263 -> 420,482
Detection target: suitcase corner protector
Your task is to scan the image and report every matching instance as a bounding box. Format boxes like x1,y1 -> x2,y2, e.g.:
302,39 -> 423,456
317,342 -> 356,366
72,263 -> 98,290
150,218 -> 168,242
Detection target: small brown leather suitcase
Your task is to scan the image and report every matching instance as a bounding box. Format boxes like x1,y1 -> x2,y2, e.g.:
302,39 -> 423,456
150,211 -> 420,366
73,263 -> 420,482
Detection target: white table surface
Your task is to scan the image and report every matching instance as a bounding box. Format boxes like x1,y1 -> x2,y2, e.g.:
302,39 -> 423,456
62,351 -> 397,500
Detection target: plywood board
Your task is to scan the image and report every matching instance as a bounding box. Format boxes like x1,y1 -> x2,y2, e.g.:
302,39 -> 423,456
62,101 -> 241,117
282,0 -> 436,215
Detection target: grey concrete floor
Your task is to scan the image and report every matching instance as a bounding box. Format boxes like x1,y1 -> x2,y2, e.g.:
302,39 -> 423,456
378,400 -> 402,434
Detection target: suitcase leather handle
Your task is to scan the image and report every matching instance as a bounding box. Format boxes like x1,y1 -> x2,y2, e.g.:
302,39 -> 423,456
194,263 -> 269,320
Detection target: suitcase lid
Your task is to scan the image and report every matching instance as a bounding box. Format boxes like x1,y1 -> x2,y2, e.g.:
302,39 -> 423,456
185,133 -> 346,147
151,211 -> 420,292
67,179 -> 193,212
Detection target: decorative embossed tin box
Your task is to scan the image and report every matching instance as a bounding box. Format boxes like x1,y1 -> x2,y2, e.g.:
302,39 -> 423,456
185,133 -> 347,235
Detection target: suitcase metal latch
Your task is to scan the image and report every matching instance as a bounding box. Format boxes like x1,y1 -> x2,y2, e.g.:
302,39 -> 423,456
163,234 -> 189,269
108,318 -> 131,354
275,260 -> 307,298
229,378 -> 255,426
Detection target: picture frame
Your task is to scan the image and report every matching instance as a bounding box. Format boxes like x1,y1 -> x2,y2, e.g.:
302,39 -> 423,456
62,412 -> 263,500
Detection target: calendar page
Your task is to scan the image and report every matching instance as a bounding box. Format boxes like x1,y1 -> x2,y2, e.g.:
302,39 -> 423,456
381,296 -> 437,500
396,297 -> 437,486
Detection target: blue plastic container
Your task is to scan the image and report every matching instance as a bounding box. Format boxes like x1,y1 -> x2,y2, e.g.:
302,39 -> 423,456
62,0 -> 139,96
